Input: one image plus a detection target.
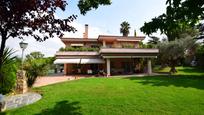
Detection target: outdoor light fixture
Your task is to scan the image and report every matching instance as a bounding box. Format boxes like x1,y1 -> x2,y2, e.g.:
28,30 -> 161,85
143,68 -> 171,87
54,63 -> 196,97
19,41 -> 28,70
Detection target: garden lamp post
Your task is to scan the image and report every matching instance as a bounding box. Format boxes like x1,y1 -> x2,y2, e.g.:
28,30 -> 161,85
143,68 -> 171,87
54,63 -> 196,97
19,41 -> 28,71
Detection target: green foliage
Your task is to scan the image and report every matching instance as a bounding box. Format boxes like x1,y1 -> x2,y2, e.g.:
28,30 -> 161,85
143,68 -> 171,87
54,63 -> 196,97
78,0 -> 111,15
24,52 -> 53,87
148,36 -> 160,45
59,47 -> 99,52
138,41 -> 153,48
196,23 -> 204,42
121,43 -> 134,48
157,36 -> 196,73
140,0 -> 203,41
195,44 -> 204,67
120,21 -> 131,37
0,48 -> 17,94
26,52 -> 44,60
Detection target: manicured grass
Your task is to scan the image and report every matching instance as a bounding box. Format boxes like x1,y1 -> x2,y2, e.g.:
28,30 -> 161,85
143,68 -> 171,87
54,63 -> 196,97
154,66 -> 204,75
2,67 -> 204,115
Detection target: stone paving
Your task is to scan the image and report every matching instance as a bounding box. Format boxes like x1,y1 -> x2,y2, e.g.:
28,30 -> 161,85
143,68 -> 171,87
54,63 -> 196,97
4,92 -> 41,110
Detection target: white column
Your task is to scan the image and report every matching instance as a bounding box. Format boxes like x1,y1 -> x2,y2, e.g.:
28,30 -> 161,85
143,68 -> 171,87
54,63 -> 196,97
103,41 -> 106,47
106,58 -> 110,77
147,59 -> 152,75
64,64 -> 67,75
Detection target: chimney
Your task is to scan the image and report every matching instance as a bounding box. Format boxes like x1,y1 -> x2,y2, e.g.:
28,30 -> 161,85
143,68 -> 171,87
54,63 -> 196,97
83,24 -> 88,39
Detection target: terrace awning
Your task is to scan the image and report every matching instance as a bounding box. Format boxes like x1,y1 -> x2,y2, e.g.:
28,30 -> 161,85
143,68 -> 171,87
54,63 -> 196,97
54,59 -> 104,64
54,59 -> 81,64
81,59 -> 105,64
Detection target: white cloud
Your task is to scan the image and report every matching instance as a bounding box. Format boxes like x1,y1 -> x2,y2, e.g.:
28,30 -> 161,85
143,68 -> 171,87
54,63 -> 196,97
6,22 -> 106,57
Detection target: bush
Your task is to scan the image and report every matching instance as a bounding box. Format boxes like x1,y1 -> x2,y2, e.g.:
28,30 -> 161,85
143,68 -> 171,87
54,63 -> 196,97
0,48 -> 17,94
24,58 -> 50,87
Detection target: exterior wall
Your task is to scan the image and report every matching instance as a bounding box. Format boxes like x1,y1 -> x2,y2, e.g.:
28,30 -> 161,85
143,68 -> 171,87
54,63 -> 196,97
63,39 -> 140,49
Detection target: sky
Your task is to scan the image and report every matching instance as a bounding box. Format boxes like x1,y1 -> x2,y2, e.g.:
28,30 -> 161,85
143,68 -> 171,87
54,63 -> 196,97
6,0 -> 167,57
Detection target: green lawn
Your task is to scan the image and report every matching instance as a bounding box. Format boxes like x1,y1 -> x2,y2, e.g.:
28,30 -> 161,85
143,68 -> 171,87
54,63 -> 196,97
154,66 -> 204,75
2,67 -> 204,115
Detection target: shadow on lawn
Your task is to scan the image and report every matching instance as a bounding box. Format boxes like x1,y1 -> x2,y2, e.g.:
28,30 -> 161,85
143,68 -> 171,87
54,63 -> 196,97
124,75 -> 204,90
35,101 -> 81,115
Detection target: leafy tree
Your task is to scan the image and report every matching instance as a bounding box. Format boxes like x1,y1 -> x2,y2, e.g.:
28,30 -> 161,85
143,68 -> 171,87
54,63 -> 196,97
158,36 -> 196,73
196,23 -> 204,41
120,21 -> 131,37
0,48 -> 17,94
26,51 -> 44,60
140,0 -> 204,41
0,0 -> 111,72
195,44 -> 204,67
78,0 -> 111,15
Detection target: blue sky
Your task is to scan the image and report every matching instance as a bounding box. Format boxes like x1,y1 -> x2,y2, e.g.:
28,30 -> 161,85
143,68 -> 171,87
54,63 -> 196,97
7,0 -> 167,57
58,0 -> 167,36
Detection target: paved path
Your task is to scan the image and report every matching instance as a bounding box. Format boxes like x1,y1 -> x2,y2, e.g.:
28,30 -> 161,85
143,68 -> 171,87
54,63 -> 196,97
33,76 -> 86,87
4,92 -> 41,111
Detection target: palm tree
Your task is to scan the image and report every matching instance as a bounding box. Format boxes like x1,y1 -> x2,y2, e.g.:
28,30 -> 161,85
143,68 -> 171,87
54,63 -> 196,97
120,21 -> 131,37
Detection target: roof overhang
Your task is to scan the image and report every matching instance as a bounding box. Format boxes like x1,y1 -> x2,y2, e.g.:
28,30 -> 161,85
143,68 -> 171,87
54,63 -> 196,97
54,59 -> 105,64
55,51 -> 101,59
81,59 -> 105,64
54,59 -> 80,64
102,56 -> 157,58
98,35 -> 145,42
100,48 -> 159,58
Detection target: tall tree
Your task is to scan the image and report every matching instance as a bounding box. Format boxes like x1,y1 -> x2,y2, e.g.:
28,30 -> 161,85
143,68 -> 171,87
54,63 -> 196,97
140,0 -> 204,41
0,0 -> 111,70
158,36 -> 196,73
120,21 -> 131,37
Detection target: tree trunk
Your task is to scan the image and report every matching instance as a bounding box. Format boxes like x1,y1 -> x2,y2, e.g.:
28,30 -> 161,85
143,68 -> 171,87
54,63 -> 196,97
0,34 -> 7,69
169,60 -> 177,73
170,66 -> 177,73
0,34 -> 7,82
